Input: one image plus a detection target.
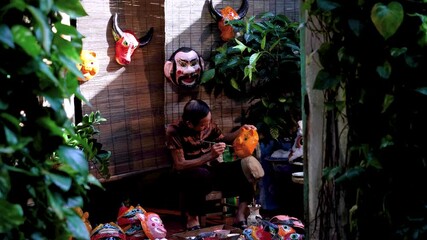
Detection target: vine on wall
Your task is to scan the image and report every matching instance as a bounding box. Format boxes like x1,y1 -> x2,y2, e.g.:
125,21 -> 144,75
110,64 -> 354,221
305,0 -> 427,239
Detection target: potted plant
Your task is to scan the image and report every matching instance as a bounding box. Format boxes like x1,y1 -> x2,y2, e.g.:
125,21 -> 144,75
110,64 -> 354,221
63,111 -> 112,180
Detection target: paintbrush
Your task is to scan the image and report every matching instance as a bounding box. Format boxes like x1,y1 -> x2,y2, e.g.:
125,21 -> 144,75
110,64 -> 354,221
200,140 -> 233,148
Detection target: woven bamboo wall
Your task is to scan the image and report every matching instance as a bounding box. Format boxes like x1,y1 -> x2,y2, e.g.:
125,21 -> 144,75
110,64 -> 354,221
77,0 -> 299,180
78,0 -> 166,180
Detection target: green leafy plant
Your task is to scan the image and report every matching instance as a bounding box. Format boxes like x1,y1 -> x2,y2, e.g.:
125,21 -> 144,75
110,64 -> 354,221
305,0 -> 427,239
202,12 -> 302,142
0,0 -> 105,239
63,111 -> 111,180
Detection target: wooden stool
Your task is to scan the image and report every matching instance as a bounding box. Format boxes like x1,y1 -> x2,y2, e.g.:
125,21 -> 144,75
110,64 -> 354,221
200,191 -> 224,227
200,191 -> 238,227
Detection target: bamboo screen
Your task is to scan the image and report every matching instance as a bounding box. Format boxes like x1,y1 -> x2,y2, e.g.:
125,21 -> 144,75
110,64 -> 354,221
77,0 -> 166,180
77,0 -> 299,180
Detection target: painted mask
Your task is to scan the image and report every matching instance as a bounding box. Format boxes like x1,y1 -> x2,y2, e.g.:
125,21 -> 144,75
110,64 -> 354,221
208,0 -> 248,41
242,225 -> 272,240
117,204 -> 147,239
284,233 -> 304,240
77,50 -> 99,82
75,207 -> 92,235
269,215 -> 305,233
90,222 -> 126,240
111,13 -> 154,65
164,47 -> 204,89
233,128 -> 259,158
136,212 -> 167,239
277,224 -> 296,238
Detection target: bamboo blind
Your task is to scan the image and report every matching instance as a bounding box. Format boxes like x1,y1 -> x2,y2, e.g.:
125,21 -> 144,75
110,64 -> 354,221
78,0 -> 167,180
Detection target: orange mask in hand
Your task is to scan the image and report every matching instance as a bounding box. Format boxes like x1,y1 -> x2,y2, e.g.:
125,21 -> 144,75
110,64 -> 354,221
233,128 -> 259,158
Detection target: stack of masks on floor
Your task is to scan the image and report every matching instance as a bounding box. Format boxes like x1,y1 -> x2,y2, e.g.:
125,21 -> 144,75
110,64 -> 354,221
87,203 -> 167,240
239,215 -> 304,240
188,215 -> 304,240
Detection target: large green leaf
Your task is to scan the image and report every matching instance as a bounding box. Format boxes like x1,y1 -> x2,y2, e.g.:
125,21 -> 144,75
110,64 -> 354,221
66,211 -> 90,240
335,166 -> 365,184
0,166 -> 11,198
53,22 -> 83,39
53,36 -> 81,62
55,0 -> 88,18
57,146 -> 89,175
313,69 -> 341,90
46,172 -> 72,191
0,25 -> 14,48
348,19 -> 362,37
46,188 -> 65,219
0,199 -> 24,233
58,54 -> 82,77
249,52 -> 261,66
0,0 -> 26,13
27,6 -> 52,53
233,39 -> 247,53
376,61 -> 392,79
201,68 -> 215,83
230,78 -> 240,91
37,60 -> 59,86
416,87 -> 427,95
317,0 -> 341,11
36,116 -> 65,137
38,0 -> 53,14
11,25 -> 42,57
382,94 -> 394,113
371,2 -> 404,40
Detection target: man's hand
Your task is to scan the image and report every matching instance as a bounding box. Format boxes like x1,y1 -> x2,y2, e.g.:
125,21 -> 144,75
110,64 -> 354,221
241,124 -> 257,131
210,142 -> 226,159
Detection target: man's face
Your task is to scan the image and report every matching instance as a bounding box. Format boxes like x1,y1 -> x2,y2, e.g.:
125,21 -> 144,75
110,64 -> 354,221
174,50 -> 202,88
191,112 -> 212,132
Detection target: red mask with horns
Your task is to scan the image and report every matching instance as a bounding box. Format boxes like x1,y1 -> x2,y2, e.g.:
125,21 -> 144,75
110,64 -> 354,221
111,13 -> 154,65
208,0 -> 249,41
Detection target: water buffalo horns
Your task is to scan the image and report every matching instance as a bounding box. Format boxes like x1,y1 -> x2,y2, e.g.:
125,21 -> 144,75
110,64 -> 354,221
112,13 -> 124,40
112,13 -> 154,48
208,0 -> 249,22
139,27 -> 154,48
